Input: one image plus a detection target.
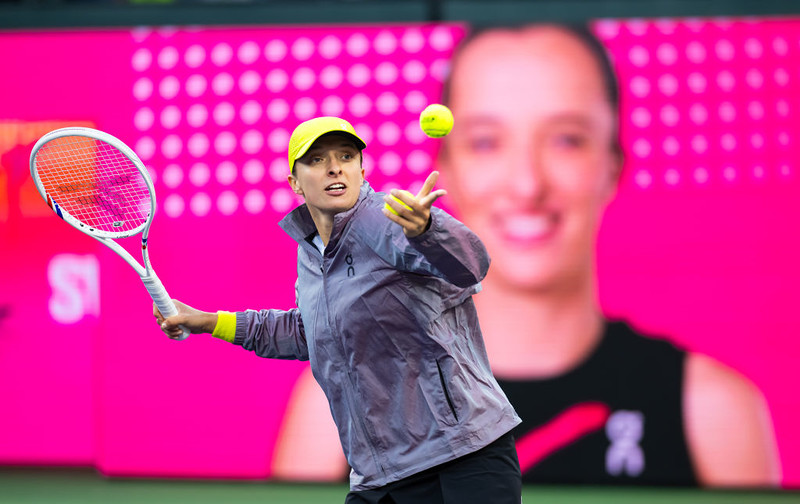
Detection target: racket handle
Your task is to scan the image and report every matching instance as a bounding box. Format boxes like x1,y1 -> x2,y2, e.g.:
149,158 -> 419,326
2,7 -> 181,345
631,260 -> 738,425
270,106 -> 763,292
141,272 -> 190,341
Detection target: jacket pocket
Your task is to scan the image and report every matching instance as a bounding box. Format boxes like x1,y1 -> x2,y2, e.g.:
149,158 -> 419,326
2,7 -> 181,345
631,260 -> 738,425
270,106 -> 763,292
436,358 -> 459,423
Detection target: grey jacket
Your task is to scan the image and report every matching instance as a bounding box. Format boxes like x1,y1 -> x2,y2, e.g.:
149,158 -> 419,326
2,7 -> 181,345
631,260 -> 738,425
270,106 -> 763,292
232,182 -> 521,490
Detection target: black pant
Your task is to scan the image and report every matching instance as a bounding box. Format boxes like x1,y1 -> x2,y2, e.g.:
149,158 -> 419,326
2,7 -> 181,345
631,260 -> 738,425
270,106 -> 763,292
345,432 -> 521,504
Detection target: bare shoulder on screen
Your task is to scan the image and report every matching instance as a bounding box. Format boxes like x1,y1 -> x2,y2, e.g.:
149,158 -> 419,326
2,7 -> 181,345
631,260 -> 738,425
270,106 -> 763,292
271,366 -> 348,481
683,352 -> 781,487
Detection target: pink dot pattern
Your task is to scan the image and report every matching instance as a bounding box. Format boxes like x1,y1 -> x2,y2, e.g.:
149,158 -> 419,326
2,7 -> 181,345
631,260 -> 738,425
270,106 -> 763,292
594,18 -> 798,190
129,25 -> 466,218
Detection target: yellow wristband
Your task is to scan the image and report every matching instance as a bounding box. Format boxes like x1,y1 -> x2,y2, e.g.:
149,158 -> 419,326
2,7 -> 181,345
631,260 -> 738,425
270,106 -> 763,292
212,311 -> 236,342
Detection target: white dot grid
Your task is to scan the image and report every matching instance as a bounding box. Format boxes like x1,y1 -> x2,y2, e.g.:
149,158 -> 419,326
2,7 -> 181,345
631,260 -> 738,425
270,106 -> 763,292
376,122 -> 401,146
293,67 -> 316,91
239,71 -> 261,94
217,190 -> 239,215
211,73 -> 235,96
186,75 -> 207,97
319,35 -> 342,59
347,64 -> 371,87
292,38 -> 315,61
187,104 -> 208,127
241,130 -> 264,154
693,166 -> 709,184
134,108 -> 155,131
654,18 -> 678,35
294,97 -> 317,120
715,39 -> 735,61
348,94 -> 372,117
633,169 -> 652,188
184,45 -> 205,68
240,100 -> 262,124
354,123 -> 374,145
132,48 -> 152,71
213,102 -> 235,126
189,162 -> 211,187
660,105 -> 679,127
135,137 -> 155,161
266,69 -> 289,92
214,132 -> 237,156
630,107 -> 651,128
264,39 -> 287,62
657,74 -> 679,95
346,33 -> 370,57
361,153 -> 375,177
244,159 -> 266,184
237,41 -> 260,65
430,59 -> 451,82
774,68 -> 789,86
321,95 -> 345,116
626,19 -> 648,37
375,62 -> 399,85
407,150 -> 432,174
163,164 -> 183,188
158,47 -> 179,70
190,192 -> 212,216
628,46 -> 649,67
163,193 -> 185,217
210,43 -> 233,66
374,30 -> 397,55
594,19 -> 621,40
632,138 -> 652,158
130,25 -> 465,217
720,133 -> 737,151
268,158 -> 287,182
133,78 -> 153,101
161,106 -> 181,129
404,119 -> 427,144
243,189 -> 266,214
595,18 -> 800,191
187,133 -> 209,158
159,76 -> 180,99
689,104 -> 708,125
266,99 -> 290,123
131,26 -> 152,44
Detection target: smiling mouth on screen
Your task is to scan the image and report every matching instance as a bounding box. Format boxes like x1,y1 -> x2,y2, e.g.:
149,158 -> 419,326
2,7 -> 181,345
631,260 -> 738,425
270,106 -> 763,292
499,214 -> 558,245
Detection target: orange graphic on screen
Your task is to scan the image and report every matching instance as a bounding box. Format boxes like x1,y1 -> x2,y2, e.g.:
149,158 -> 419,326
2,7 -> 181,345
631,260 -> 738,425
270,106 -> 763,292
0,120 -> 94,224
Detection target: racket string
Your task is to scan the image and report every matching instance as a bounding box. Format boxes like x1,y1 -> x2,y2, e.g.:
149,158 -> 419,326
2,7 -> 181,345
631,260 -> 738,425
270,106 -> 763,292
35,136 -> 152,234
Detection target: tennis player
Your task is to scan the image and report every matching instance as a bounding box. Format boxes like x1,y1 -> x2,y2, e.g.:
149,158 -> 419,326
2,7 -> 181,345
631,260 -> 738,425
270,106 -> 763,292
155,116 -> 523,503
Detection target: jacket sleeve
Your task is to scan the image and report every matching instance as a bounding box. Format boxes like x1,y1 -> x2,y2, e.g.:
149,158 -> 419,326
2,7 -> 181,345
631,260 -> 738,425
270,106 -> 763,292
233,307 -> 309,361
370,205 -> 491,288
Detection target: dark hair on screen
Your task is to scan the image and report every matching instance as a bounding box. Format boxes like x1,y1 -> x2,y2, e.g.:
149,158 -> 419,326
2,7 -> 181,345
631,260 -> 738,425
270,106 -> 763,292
440,22 -> 623,160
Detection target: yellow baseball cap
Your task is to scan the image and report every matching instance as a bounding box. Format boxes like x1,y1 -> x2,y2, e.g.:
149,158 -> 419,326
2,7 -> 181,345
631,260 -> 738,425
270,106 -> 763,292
287,116 -> 367,173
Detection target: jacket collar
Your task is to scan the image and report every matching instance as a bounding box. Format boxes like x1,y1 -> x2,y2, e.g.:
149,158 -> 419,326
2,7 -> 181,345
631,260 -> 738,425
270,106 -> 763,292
279,181 -> 373,244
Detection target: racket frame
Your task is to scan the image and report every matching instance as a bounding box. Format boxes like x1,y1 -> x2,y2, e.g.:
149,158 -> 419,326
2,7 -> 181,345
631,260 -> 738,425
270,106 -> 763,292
29,126 -> 188,340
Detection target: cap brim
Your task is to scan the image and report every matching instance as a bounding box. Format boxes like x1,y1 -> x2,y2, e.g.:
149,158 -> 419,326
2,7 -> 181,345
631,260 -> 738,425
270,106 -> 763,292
294,131 -> 366,164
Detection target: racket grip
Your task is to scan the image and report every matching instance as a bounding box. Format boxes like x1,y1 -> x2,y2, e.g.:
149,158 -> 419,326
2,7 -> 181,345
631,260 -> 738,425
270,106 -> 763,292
141,272 -> 190,341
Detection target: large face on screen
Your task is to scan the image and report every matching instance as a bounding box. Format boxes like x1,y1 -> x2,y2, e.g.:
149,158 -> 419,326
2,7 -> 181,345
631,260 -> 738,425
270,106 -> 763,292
289,134 -> 365,217
440,26 -> 621,292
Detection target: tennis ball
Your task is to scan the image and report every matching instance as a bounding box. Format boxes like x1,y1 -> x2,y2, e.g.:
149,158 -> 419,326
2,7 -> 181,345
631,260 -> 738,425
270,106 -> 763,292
384,193 -> 413,215
419,104 -> 454,138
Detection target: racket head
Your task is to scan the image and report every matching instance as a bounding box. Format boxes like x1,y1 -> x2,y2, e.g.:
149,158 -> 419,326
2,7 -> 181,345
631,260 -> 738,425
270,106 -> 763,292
29,127 -> 156,239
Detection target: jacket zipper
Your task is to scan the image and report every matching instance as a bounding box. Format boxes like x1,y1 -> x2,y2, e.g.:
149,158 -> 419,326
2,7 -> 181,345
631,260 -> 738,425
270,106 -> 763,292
320,253 -> 386,476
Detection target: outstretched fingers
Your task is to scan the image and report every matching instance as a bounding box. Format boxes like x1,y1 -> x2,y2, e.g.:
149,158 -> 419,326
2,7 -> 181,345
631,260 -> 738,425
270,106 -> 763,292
419,188 -> 447,209
415,171 -> 441,200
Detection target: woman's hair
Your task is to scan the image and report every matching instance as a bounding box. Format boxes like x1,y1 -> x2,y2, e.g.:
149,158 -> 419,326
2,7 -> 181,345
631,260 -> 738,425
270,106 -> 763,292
440,22 -> 623,161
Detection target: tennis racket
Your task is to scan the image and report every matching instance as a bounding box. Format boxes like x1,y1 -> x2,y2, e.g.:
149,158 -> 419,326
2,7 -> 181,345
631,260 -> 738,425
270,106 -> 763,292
29,127 -> 189,340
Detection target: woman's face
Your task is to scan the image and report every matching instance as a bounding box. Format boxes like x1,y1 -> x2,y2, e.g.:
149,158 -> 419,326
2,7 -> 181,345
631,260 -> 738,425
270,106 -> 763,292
439,27 -> 621,293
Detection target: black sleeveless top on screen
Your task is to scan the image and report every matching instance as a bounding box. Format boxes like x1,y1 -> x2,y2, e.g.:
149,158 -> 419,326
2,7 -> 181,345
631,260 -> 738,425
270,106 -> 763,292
497,322 -> 697,486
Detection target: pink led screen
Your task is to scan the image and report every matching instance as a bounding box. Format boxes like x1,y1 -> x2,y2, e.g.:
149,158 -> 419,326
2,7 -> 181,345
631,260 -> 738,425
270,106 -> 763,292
0,17 -> 798,488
